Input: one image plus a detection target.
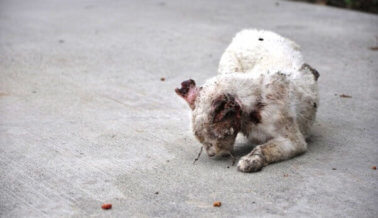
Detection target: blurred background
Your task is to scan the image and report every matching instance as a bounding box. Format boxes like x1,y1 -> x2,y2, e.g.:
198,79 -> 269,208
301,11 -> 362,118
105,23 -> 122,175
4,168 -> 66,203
292,0 -> 378,14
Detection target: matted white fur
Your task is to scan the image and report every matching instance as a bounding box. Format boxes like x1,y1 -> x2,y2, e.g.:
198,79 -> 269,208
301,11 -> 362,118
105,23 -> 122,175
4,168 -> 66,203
218,29 -> 304,76
176,29 -> 319,173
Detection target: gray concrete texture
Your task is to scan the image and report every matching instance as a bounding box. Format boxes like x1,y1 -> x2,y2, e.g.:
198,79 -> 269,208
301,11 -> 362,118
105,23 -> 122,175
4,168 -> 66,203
0,0 -> 377,217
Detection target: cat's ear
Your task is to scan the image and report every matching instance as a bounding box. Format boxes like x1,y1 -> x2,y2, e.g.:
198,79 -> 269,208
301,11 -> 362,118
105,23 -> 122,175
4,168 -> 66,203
175,79 -> 200,110
211,94 -> 241,123
300,63 -> 319,81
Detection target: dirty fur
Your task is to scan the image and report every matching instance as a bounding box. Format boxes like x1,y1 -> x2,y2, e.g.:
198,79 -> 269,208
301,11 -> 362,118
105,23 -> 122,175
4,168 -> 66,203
218,29 -> 303,75
175,29 -> 319,173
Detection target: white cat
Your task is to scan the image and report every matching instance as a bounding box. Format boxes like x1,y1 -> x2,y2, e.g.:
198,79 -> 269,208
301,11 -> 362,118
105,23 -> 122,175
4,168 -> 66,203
175,29 -> 319,172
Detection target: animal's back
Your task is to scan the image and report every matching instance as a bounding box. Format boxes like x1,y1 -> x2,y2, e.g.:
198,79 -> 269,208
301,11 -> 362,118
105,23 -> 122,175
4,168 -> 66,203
218,29 -> 304,75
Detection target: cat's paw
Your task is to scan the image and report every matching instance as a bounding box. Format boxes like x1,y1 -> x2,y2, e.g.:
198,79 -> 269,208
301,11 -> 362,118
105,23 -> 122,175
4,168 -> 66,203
237,155 -> 265,173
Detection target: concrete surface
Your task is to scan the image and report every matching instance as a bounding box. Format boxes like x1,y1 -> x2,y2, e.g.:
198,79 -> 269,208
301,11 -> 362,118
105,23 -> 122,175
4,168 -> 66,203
0,0 -> 377,217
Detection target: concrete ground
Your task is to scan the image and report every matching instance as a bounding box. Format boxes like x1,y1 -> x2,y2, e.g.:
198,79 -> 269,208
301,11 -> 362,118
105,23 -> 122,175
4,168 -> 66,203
0,0 -> 377,217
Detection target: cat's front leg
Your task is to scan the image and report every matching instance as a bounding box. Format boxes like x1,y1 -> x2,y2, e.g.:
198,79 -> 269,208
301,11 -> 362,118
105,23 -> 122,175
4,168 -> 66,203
236,146 -> 266,172
237,133 -> 307,173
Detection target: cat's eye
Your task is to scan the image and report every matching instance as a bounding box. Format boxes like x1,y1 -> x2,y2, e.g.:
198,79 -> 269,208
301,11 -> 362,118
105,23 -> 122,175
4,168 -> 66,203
205,142 -> 212,148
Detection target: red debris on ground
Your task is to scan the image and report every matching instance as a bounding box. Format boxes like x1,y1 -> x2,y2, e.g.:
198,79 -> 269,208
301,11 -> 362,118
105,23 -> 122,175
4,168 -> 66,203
101,203 -> 112,210
339,94 -> 352,98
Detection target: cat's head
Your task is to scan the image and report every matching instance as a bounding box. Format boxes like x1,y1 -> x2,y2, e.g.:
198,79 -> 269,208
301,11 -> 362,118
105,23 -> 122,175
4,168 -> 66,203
175,79 -> 242,157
